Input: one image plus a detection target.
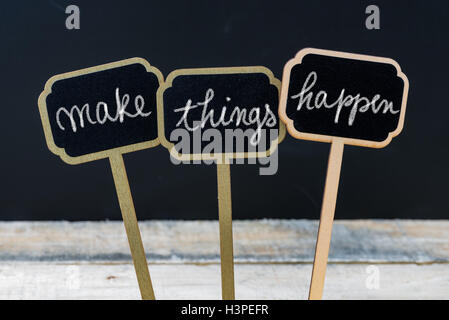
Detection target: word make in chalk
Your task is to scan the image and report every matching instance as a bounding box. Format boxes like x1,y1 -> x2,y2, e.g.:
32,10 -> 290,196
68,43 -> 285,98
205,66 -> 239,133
40,59 -> 161,163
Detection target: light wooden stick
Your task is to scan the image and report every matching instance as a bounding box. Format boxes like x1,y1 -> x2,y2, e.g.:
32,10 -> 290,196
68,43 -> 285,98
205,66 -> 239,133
109,153 -> 155,300
309,139 -> 344,300
216,162 -> 235,300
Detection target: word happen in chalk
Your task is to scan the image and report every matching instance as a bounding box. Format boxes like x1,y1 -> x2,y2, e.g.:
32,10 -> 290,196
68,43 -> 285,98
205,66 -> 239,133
290,71 -> 399,126
174,88 -> 277,145
56,88 -> 151,132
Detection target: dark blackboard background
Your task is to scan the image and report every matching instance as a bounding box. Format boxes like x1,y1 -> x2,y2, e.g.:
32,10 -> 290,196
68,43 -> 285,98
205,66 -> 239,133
1,1 -> 447,220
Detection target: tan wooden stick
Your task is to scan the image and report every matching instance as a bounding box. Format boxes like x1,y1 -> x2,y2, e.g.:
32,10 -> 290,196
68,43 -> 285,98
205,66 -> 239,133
309,139 -> 344,300
109,153 -> 155,300
216,162 -> 235,300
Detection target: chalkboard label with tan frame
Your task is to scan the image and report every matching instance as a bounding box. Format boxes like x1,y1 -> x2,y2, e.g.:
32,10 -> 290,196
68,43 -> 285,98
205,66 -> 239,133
279,48 -> 409,300
158,67 -> 285,161
279,48 -> 408,148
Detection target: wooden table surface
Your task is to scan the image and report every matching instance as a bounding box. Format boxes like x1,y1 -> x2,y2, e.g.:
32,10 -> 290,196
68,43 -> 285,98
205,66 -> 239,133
0,219 -> 448,299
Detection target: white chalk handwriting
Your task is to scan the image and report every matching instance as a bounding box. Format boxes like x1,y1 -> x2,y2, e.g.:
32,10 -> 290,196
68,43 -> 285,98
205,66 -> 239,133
290,71 -> 399,126
55,88 -> 151,132
174,88 -> 277,146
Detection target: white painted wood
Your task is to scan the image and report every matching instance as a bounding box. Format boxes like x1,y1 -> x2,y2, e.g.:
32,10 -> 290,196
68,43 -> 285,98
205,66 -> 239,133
0,262 -> 447,300
0,220 -> 448,263
0,220 -> 448,299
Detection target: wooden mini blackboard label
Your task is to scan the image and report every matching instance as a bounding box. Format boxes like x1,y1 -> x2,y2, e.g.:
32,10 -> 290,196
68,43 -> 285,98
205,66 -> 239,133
38,58 -> 163,164
157,67 -> 285,161
279,48 -> 409,300
157,66 -> 285,299
38,58 -> 163,300
279,48 -> 409,148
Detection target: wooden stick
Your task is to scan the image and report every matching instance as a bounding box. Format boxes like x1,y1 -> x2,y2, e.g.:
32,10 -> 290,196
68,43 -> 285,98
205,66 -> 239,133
109,153 -> 155,300
309,139 -> 344,300
216,162 -> 235,300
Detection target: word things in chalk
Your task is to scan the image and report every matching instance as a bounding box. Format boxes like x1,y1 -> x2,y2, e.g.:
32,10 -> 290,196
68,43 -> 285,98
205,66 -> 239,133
158,68 -> 285,160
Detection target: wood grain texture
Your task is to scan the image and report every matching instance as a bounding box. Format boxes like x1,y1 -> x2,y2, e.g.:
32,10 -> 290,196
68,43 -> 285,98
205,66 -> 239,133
1,220 -> 448,264
0,220 -> 448,299
0,262 -> 447,300
109,154 -> 155,300
216,163 -> 235,300
309,139 -> 344,300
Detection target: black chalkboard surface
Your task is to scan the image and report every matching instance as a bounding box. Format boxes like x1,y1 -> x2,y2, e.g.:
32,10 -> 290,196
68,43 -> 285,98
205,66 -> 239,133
38,58 -> 163,164
158,67 -> 285,160
279,48 -> 409,148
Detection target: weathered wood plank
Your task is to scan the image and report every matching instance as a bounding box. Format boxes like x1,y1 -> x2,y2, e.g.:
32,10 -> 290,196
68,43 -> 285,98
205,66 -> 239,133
0,220 -> 448,263
0,262 -> 447,299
